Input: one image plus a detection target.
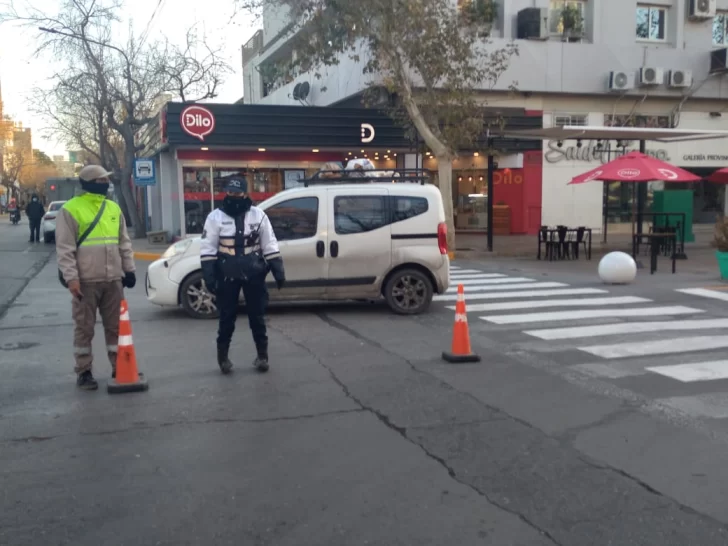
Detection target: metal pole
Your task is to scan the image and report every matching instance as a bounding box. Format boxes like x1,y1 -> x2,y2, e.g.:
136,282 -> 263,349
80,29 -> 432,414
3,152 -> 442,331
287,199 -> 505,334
487,146 -> 494,252
637,140 -> 646,235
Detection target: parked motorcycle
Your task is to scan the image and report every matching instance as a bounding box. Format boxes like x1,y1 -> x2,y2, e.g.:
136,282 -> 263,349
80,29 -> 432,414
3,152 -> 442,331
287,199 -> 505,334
9,209 -> 20,225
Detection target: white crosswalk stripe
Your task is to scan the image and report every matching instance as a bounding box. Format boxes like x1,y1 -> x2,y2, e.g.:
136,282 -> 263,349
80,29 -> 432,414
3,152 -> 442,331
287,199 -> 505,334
451,296 -> 650,313
434,287 -> 607,302
444,265 -> 728,417
480,306 -> 703,325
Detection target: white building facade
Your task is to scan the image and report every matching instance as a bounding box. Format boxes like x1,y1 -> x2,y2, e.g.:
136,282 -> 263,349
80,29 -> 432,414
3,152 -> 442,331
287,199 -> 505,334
242,0 -> 728,232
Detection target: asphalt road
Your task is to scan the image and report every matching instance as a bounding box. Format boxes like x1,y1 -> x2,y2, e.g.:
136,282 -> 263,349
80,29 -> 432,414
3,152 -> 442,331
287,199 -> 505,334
0,215 -> 54,318
3,241 -> 728,544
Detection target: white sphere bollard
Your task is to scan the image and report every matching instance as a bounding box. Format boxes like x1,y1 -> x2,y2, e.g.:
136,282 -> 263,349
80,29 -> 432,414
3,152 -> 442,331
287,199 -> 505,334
598,251 -> 637,285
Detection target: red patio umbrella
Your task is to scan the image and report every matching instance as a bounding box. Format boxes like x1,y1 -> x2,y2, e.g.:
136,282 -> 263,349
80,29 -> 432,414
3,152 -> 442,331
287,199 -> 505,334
567,151 -> 701,251
569,151 -> 701,184
707,168 -> 728,184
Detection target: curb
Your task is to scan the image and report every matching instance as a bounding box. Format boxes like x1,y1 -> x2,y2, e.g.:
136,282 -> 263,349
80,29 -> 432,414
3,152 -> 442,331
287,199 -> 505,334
134,251 -> 162,261
0,252 -> 53,320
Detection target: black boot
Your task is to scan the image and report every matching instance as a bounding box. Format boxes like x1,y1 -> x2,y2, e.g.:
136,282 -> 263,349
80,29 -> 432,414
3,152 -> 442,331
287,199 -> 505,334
253,343 -> 269,373
76,370 -> 98,391
217,344 -> 233,374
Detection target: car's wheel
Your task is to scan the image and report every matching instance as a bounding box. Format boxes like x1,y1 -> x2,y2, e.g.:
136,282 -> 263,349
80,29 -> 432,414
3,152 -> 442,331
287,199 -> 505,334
43,232 -> 52,243
384,268 -> 433,315
180,271 -> 219,319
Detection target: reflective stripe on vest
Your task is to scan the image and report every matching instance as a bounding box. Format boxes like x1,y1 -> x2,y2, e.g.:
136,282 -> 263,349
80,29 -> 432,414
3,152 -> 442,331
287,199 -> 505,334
63,194 -> 121,247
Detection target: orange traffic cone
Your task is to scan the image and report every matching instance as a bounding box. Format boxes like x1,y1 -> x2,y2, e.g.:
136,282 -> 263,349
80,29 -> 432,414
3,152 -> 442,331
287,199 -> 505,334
442,284 -> 481,363
107,299 -> 149,394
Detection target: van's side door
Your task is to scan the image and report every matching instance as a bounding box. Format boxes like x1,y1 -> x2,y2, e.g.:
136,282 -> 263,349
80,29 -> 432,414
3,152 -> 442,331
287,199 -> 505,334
261,193 -> 328,300
325,187 -> 392,298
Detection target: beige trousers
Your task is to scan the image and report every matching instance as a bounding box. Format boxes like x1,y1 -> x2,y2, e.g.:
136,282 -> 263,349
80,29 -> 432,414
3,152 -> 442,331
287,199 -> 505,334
71,281 -> 123,375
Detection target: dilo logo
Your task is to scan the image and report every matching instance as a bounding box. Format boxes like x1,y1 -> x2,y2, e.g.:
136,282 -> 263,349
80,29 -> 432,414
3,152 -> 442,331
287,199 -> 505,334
181,105 -> 215,141
361,123 -> 375,143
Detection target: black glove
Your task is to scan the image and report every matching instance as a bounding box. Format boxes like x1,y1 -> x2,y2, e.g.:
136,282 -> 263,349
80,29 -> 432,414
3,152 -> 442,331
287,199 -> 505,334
201,261 -> 217,295
268,258 -> 285,290
122,271 -> 136,289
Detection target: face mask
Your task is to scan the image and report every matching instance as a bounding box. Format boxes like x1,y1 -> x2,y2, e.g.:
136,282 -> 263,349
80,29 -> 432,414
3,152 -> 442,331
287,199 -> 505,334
80,180 -> 109,195
222,195 -> 252,217
32,197 -> 38,202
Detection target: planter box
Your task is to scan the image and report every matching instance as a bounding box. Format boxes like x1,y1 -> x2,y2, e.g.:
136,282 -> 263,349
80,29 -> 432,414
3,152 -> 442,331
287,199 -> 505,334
492,205 -> 511,235
716,251 -> 728,280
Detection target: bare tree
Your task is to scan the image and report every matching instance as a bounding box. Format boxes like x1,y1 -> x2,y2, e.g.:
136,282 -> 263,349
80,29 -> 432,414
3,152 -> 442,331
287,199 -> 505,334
0,148 -> 25,200
1,0 -> 230,237
236,0 -> 516,249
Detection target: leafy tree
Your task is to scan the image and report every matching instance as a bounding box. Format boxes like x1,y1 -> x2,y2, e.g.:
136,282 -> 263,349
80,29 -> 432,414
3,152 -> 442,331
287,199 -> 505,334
237,0 -> 517,248
0,148 -> 24,200
1,0 -> 230,237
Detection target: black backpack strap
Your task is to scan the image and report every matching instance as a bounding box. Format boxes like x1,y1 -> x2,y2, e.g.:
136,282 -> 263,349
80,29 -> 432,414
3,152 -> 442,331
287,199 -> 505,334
76,200 -> 108,248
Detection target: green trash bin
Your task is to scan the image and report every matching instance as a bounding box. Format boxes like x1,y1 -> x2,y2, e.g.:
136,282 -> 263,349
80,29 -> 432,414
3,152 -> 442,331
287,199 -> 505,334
651,190 -> 694,243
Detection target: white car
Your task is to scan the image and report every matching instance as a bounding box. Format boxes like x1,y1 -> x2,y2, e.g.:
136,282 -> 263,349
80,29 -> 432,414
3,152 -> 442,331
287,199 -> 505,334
42,201 -> 67,243
146,182 -> 451,319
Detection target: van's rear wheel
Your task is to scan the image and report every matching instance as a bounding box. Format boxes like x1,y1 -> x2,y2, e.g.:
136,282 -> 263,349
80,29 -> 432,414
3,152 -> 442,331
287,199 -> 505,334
384,268 -> 433,315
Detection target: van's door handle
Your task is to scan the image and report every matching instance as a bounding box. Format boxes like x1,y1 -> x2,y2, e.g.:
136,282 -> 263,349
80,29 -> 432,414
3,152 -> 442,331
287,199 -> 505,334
330,240 -> 339,258
316,240 -> 325,258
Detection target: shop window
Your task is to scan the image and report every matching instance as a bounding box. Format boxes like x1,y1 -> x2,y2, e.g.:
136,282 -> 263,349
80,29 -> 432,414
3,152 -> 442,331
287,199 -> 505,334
266,197 -> 319,241
636,5 -> 666,42
714,13 -> 728,46
334,196 -> 388,235
183,166 -> 213,234
392,196 -> 428,223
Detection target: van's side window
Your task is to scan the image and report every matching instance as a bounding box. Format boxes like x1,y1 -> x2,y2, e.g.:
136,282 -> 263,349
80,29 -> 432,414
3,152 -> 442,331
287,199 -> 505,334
266,197 -> 319,241
392,196 -> 428,223
334,196 -> 387,235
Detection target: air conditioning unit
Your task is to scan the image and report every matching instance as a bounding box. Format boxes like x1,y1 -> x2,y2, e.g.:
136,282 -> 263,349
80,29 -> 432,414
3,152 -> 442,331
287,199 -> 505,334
608,71 -> 635,91
710,48 -> 728,74
689,0 -> 716,20
517,8 -> 548,40
638,67 -> 664,86
668,70 -> 693,88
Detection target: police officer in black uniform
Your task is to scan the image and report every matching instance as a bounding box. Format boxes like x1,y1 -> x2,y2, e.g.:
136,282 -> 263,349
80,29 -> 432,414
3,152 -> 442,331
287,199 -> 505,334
200,177 -> 285,374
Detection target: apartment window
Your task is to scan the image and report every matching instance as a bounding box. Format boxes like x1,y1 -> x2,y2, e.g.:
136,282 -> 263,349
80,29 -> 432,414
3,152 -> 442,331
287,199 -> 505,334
636,5 -> 666,41
714,13 -> 728,46
549,0 -> 585,35
554,113 -> 588,127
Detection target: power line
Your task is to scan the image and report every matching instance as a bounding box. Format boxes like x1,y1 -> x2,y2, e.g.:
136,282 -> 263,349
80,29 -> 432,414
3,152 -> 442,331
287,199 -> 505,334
138,0 -> 167,47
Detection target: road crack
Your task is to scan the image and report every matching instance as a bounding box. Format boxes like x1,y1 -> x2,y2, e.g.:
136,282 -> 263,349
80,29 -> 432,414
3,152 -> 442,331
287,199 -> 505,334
272,320 -> 562,546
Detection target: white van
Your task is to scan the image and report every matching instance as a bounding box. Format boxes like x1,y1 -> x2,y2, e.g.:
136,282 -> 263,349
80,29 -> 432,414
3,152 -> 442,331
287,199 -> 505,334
145,182 -> 451,319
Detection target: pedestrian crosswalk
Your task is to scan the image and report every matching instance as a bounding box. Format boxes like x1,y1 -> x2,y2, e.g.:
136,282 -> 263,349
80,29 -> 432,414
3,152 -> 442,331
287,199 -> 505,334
442,265 -> 728,420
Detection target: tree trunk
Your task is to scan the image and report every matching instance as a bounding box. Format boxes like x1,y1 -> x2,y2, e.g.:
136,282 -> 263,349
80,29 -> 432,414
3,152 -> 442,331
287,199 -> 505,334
119,161 -> 146,238
436,155 -> 456,255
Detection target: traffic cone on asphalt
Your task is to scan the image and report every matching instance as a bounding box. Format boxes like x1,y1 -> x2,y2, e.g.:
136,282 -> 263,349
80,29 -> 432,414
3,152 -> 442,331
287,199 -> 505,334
107,299 -> 149,394
442,284 -> 481,363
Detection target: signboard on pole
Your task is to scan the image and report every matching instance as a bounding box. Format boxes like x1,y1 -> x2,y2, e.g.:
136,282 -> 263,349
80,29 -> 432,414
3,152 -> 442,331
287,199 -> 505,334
133,158 -> 156,186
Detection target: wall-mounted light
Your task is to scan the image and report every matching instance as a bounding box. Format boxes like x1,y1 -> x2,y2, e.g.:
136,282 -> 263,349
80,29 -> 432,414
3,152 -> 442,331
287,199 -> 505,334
474,152 -> 479,157
257,148 -> 266,152
201,147 -> 209,151
576,140 -> 583,148
557,141 -> 563,148
348,151 -> 352,155
312,149 -> 320,152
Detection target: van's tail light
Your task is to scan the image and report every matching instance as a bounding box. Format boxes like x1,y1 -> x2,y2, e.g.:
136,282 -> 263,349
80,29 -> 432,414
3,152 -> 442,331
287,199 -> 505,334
437,222 -> 448,255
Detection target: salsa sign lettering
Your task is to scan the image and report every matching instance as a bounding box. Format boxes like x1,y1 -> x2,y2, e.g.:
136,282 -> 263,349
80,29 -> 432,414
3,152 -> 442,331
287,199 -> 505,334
544,140 -> 670,164
181,105 -> 215,141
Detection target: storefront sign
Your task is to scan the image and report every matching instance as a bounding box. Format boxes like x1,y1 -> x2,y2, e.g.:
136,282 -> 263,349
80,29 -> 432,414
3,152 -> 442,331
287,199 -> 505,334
544,140 -> 670,164
682,154 -> 728,162
360,123 -> 375,143
493,169 -> 523,184
181,105 -> 215,141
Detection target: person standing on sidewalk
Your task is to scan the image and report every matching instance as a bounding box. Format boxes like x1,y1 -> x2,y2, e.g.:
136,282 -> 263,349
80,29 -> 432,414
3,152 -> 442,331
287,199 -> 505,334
55,165 -> 137,390
200,177 -> 285,374
25,194 -> 45,243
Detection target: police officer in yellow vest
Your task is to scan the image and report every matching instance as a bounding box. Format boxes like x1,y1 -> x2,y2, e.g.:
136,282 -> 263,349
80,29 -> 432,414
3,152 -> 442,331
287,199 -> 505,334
56,165 -> 136,390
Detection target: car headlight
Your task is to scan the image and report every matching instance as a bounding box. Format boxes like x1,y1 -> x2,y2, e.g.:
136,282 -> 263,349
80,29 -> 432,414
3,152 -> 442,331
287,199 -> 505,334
162,239 -> 193,259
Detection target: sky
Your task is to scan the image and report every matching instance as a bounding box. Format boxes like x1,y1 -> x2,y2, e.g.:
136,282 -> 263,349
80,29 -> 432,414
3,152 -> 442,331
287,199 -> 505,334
0,0 -> 258,159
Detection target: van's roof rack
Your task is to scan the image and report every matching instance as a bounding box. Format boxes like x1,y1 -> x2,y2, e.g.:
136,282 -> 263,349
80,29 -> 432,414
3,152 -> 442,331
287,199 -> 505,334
303,168 -> 433,187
